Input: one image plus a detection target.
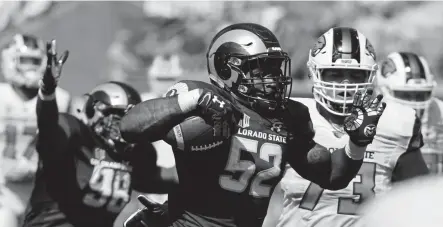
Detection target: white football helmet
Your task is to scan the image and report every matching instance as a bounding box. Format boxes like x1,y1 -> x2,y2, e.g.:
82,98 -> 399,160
1,34 -> 46,89
376,52 -> 436,111
307,27 -> 378,116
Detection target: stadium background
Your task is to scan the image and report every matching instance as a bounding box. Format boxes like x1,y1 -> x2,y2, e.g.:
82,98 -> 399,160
1,1 -> 443,226
2,1 -> 443,97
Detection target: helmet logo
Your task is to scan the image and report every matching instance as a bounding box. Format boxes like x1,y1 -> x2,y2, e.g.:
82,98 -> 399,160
381,59 -> 397,78
311,35 -> 326,57
364,124 -> 376,137
365,41 -> 376,60
267,47 -> 282,52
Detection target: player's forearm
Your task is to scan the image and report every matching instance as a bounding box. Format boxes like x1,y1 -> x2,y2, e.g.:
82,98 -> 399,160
327,141 -> 365,190
120,89 -> 201,143
300,141 -> 364,190
36,89 -> 59,134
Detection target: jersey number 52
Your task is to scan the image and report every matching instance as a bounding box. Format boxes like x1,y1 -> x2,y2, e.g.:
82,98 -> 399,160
83,165 -> 131,213
219,135 -> 283,198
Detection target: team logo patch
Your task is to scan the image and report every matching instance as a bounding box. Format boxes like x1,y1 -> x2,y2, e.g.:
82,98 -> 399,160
311,35 -> 326,57
271,122 -> 284,133
364,124 -> 376,137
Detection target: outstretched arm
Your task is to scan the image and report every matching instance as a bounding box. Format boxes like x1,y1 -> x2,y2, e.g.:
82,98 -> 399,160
120,89 -> 202,143
287,125 -> 365,190
286,90 -> 385,190
120,86 -> 240,144
37,39 -> 69,136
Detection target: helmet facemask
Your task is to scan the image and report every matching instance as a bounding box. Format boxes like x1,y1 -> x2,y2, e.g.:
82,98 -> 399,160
1,37 -> 46,89
87,99 -> 132,153
216,51 -> 292,112
387,84 -> 435,118
312,67 -> 375,116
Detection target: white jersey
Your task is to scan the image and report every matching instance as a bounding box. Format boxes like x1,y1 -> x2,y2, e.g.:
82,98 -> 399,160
0,83 -> 70,213
420,97 -> 443,174
275,98 -> 420,227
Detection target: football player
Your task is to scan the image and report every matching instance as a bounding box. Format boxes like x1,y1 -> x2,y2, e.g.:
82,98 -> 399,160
376,52 -> 443,174
23,40 -> 177,227
0,34 -> 71,226
120,23 -> 386,227
263,28 -> 429,227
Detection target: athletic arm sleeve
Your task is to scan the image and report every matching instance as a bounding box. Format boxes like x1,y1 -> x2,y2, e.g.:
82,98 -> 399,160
286,103 -> 363,190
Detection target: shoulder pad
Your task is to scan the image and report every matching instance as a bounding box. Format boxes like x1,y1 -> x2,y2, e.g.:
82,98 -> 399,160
284,99 -> 314,137
164,80 -> 216,97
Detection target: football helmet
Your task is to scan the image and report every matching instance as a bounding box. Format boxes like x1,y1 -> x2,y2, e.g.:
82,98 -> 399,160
308,27 -> 378,116
83,81 -> 142,151
376,52 -> 436,111
207,23 -> 292,112
1,34 -> 46,89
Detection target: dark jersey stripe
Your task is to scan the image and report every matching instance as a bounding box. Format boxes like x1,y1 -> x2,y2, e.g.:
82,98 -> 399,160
332,27 -> 360,63
399,52 -> 426,82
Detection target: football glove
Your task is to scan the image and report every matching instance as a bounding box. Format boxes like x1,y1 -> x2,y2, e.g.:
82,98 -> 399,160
124,195 -> 170,227
39,39 -> 69,95
344,89 -> 386,147
196,89 -> 242,139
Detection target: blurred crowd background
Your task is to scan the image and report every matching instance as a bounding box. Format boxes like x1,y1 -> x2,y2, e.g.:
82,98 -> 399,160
1,1 -> 443,97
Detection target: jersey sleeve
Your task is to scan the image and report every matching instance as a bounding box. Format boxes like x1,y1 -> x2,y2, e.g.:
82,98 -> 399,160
370,101 -> 421,169
283,100 -> 316,164
163,80 -> 223,150
285,100 -> 316,143
36,113 -> 81,162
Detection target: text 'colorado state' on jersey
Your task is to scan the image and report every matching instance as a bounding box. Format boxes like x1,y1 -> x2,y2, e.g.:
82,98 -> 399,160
276,98 -> 422,227
162,80 -> 316,227
237,115 -> 287,144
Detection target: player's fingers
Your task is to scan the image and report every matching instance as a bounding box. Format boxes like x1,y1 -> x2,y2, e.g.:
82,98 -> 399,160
46,41 -> 53,66
50,39 -> 57,56
137,195 -> 155,208
353,91 -> 362,106
362,89 -> 373,106
376,102 -> 386,116
371,94 -> 383,109
58,50 -> 69,65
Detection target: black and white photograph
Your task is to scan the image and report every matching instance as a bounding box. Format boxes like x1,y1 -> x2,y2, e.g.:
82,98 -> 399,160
0,1 -> 441,227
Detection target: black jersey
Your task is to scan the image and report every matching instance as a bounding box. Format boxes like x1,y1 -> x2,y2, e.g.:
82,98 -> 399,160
163,80 -> 314,227
24,98 -> 159,227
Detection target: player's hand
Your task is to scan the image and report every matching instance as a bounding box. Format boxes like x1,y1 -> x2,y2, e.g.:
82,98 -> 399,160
39,39 -> 69,95
196,89 -> 242,139
123,195 -> 169,227
344,89 -> 386,147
